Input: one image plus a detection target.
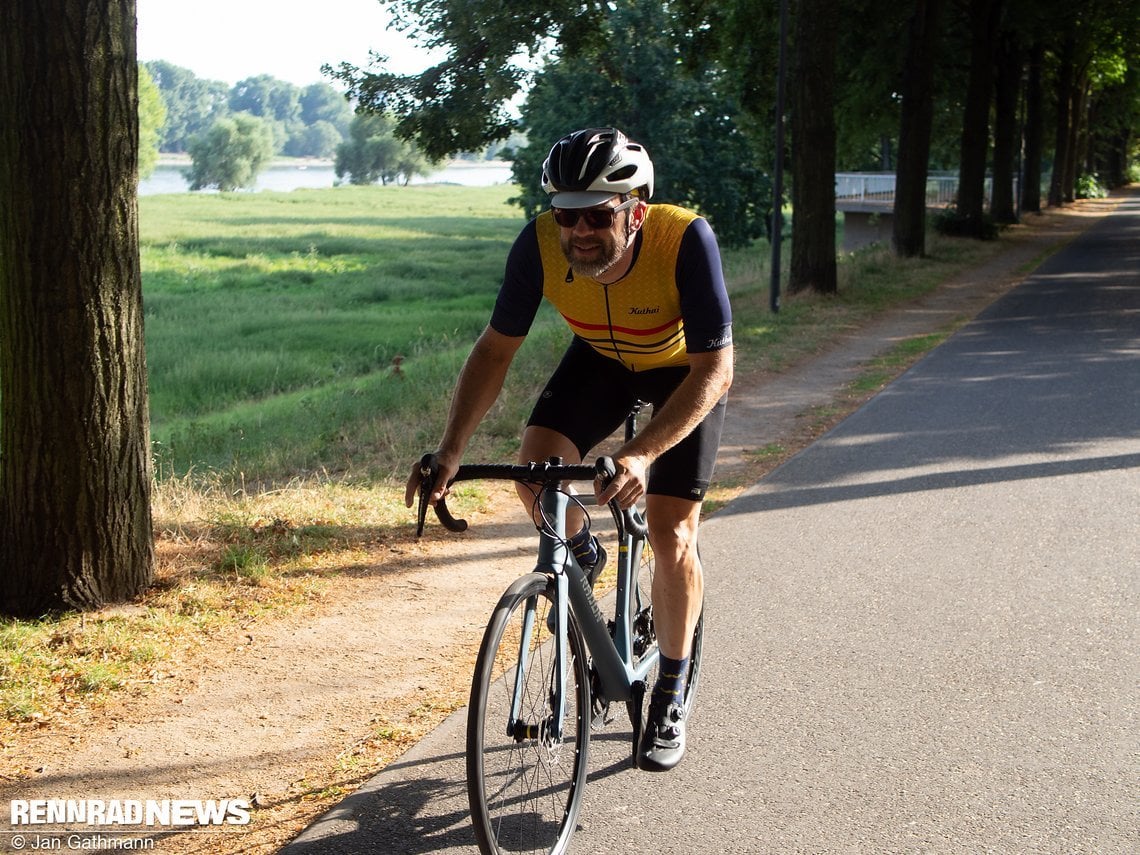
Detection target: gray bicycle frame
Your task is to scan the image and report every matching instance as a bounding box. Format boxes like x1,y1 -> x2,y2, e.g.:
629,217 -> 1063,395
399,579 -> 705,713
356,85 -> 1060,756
510,483 -> 658,741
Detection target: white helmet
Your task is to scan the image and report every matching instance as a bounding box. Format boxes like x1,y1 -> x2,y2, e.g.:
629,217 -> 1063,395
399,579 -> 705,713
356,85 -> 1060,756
541,127 -> 654,208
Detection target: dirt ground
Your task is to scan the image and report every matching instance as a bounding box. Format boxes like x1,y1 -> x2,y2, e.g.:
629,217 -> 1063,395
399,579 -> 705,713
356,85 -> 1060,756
0,199 -> 1114,854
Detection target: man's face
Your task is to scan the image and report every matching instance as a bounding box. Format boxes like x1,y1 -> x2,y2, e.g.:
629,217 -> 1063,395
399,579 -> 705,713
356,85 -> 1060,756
555,198 -> 635,280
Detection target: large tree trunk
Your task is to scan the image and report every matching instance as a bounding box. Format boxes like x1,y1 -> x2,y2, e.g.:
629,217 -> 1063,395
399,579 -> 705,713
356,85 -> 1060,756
1063,74 -> 1089,202
1021,41 -> 1044,213
0,0 -> 154,616
990,28 -> 1020,224
955,0 -> 1001,236
892,0 -> 944,258
789,0 -> 838,294
1048,34 -> 1075,207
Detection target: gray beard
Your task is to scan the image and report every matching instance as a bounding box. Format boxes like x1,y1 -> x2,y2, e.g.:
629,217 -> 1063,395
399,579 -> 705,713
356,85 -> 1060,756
568,253 -> 621,279
562,229 -> 630,280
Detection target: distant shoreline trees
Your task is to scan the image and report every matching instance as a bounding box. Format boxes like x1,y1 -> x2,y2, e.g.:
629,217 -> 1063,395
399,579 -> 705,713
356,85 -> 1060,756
142,61 -> 456,189
144,61 -> 354,158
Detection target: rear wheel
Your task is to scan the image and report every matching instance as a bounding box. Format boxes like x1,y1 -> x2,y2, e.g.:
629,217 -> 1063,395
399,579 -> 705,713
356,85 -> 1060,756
467,573 -> 591,855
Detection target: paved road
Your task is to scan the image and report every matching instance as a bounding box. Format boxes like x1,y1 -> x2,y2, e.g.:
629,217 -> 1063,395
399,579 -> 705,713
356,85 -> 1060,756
285,191 -> 1138,854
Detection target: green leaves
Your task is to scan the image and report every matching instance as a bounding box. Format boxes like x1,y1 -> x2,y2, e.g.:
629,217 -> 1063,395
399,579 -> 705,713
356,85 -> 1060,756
185,114 -> 275,191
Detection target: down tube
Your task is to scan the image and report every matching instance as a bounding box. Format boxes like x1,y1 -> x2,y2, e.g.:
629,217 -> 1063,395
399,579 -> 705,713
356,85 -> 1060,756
565,556 -> 648,702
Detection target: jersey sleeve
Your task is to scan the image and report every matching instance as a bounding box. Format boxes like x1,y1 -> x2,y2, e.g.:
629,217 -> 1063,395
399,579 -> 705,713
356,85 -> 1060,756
489,219 -> 544,338
676,218 -> 733,353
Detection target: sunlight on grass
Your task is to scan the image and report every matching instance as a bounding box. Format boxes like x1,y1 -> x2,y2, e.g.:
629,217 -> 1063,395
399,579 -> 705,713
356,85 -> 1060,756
2,184 -> 1060,729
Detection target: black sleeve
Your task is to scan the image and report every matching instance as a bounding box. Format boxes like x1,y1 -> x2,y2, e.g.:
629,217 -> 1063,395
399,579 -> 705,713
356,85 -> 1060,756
489,219 -> 544,338
676,218 -> 733,353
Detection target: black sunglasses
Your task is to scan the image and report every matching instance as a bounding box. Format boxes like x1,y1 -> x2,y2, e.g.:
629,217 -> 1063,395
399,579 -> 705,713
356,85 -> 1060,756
551,198 -> 638,229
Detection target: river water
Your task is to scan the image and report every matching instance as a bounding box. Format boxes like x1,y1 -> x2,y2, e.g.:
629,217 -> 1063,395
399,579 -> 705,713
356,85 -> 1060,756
139,161 -> 515,195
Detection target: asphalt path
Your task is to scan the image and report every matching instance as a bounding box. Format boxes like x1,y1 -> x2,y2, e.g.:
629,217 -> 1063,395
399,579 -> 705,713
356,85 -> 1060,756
285,191 -> 1138,854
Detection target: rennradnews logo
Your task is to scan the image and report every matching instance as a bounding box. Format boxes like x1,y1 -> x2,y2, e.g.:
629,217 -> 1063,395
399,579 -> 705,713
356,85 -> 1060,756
9,799 -> 251,827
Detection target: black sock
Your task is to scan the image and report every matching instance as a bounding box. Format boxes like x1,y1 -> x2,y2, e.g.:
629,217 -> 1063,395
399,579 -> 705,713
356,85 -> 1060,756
652,655 -> 689,708
567,526 -> 598,568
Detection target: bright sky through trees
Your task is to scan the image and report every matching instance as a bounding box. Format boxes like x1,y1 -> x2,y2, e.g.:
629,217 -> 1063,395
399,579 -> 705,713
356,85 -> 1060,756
136,0 -> 441,86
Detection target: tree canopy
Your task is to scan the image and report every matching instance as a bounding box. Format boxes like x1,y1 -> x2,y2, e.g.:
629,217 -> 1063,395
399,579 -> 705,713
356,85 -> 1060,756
332,0 -> 1140,275
507,0 -> 770,247
334,112 -> 439,185
145,63 -> 355,160
186,113 -> 276,191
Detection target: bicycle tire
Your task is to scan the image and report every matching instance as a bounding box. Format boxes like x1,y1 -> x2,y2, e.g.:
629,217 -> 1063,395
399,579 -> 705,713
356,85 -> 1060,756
628,542 -> 704,725
467,573 -> 591,855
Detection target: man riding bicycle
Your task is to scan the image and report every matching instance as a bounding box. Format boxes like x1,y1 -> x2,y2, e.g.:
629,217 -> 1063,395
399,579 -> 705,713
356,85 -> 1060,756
405,126 -> 733,771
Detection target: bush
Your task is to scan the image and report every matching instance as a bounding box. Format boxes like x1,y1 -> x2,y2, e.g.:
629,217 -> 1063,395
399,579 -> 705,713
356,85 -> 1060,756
334,113 -> 436,186
1074,173 -> 1108,199
186,113 -> 275,191
930,205 -> 1000,240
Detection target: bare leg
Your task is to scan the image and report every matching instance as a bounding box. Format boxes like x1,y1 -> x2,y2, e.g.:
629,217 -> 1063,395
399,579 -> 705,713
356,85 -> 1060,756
644,494 -> 703,660
516,425 -> 587,532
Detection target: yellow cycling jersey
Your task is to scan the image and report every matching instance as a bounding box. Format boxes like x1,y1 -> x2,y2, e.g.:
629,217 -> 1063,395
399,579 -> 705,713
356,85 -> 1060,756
534,204 -> 698,371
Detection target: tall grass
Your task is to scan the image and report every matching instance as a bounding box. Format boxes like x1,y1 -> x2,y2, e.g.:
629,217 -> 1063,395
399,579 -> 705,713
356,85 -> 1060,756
142,185 -> 1007,486
142,185 -> 547,481
0,186 -> 1021,728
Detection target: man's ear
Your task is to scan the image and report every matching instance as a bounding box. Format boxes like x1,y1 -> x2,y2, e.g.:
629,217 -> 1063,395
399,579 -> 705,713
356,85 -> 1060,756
630,200 -> 648,231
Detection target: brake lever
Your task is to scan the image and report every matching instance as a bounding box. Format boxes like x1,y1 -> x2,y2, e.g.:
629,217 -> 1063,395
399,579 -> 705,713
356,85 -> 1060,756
415,453 -> 435,537
416,453 -> 469,537
594,456 -> 648,539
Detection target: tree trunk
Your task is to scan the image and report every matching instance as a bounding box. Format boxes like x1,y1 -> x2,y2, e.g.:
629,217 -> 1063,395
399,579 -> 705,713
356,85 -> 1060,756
955,0 -> 1001,236
790,0 -> 838,294
1048,34 -> 1075,207
0,0 -> 154,616
1021,41 -> 1044,213
990,28 -> 1020,224
1063,74 -> 1089,202
892,0 -> 944,258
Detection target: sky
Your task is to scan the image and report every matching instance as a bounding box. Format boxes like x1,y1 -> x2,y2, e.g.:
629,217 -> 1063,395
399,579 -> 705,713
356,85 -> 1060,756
136,0 -> 443,88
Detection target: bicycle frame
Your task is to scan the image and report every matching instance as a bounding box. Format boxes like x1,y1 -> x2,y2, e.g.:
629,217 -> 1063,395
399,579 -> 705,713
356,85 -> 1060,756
416,449 -> 658,747
532,482 -> 657,742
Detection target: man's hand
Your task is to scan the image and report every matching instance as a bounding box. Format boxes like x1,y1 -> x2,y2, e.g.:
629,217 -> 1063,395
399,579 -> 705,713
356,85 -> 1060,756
404,452 -> 460,508
596,454 -> 649,509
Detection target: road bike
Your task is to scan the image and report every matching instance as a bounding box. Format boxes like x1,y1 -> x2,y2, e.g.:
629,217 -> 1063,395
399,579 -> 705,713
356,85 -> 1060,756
415,404 -> 704,855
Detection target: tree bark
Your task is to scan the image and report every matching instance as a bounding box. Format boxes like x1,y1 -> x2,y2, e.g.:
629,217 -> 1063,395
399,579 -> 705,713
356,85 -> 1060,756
790,0 -> 838,294
1063,73 -> 1090,202
990,28 -> 1021,224
0,0 -> 154,616
955,0 -> 1001,236
892,0 -> 944,258
1020,41 -> 1044,213
1048,33 -> 1075,207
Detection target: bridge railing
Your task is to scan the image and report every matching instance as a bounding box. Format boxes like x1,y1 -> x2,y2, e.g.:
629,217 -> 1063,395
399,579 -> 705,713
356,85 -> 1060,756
834,172 -> 1011,208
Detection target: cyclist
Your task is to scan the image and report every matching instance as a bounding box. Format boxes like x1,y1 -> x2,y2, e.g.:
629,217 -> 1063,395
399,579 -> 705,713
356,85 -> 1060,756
405,126 -> 733,771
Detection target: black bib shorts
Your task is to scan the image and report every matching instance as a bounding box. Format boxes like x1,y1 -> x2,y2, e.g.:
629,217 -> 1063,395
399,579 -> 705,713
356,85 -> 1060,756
526,337 -> 726,502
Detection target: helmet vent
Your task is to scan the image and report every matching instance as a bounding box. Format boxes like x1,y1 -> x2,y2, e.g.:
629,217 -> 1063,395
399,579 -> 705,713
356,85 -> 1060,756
606,165 -> 637,183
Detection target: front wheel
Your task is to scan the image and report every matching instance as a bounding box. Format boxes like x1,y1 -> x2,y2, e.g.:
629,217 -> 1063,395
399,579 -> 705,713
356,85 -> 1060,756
467,573 -> 591,855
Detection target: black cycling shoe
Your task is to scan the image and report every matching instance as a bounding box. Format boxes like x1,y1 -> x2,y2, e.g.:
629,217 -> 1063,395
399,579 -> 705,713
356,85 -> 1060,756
586,542 -> 607,586
638,699 -> 686,772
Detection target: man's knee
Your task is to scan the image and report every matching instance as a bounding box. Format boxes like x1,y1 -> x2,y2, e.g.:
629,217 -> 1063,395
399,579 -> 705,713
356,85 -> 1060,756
645,495 -> 701,561
519,425 -> 580,464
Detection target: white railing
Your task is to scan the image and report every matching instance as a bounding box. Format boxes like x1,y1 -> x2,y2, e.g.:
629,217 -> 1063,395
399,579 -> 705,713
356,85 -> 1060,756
834,172 -> 1015,208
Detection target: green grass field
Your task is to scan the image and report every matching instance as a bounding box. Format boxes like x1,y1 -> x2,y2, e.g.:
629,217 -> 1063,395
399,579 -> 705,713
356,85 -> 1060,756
141,184 -> 1002,485
142,185 -> 559,481
0,185 -> 1013,727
